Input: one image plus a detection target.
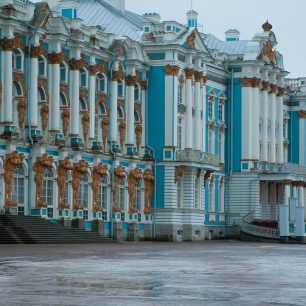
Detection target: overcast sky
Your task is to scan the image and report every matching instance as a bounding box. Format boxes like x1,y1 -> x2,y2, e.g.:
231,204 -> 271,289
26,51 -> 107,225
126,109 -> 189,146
34,0 -> 305,78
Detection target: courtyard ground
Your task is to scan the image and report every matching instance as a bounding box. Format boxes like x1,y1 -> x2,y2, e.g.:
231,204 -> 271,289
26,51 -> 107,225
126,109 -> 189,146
0,241 -> 305,305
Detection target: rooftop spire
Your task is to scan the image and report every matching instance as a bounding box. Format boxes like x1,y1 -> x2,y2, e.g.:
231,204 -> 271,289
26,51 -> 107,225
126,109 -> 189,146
262,20 -> 272,32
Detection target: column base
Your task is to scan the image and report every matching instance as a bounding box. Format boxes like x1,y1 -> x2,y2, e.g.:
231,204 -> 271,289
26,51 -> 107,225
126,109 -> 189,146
279,236 -> 289,243
31,208 -> 48,218
92,141 -> 102,150
112,143 -> 121,153
143,149 -> 153,161
4,206 -> 18,215
30,128 -> 42,141
295,236 -> 306,243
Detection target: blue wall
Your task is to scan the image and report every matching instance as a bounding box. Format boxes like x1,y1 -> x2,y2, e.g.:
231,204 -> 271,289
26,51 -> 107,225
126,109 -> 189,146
288,111 -> 299,163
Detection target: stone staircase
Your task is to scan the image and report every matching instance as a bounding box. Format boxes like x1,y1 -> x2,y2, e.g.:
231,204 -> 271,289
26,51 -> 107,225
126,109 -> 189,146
0,215 -> 113,244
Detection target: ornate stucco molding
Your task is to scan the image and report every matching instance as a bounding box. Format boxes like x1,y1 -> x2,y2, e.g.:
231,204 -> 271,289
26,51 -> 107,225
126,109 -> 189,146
164,64 -> 179,76
127,168 -> 143,213
143,169 -> 154,214
92,163 -> 108,212
113,166 -> 126,212
57,157 -> 73,209
72,160 -> 89,210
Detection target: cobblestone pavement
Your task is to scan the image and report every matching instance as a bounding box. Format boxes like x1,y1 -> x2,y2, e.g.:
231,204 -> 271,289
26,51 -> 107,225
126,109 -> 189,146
0,241 -> 306,306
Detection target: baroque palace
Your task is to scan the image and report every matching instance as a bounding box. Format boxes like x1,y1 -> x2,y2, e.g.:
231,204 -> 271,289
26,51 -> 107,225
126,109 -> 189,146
0,0 -> 305,242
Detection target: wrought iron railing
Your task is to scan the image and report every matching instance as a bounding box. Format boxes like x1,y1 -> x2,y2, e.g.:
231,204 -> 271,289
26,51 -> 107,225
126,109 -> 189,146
241,211 -> 280,240
256,162 -> 306,176
176,149 -> 219,167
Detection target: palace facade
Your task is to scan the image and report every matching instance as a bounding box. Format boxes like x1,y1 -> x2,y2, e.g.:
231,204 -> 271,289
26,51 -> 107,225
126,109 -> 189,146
0,0 -> 305,241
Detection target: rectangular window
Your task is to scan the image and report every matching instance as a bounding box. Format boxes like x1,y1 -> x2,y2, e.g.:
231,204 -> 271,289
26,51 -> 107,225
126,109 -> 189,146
177,117 -> 183,150
178,85 -> 183,104
218,104 -> 223,122
166,25 -> 172,31
83,210 -> 89,220
61,8 -> 73,19
208,100 -> 213,119
144,26 -> 150,32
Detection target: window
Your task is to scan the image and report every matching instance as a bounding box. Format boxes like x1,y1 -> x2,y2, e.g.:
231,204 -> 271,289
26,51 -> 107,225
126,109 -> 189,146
218,104 -> 223,122
61,8 -> 75,19
209,182 -> 215,212
194,177 -> 201,209
118,80 -> 124,97
208,99 -> 213,120
80,68 -> 87,88
118,178 -> 125,210
166,25 -> 172,31
134,85 -> 140,101
178,85 -> 183,104
60,93 -> 68,107
78,174 -> 89,208
177,116 -> 183,149
118,106 -> 124,119
60,62 -> 67,83
134,110 -> 141,123
38,56 -> 46,77
12,49 -> 23,71
218,181 -> 224,214
79,98 -> 87,111
134,180 -> 142,210
42,168 -> 54,208
208,130 -> 214,154
144,26 -> 150,32
99,176 -> 108,209
96,73 -> 106,92
218,133 -> 222,162
177,177 -> 183,208
12,164 -> 25,208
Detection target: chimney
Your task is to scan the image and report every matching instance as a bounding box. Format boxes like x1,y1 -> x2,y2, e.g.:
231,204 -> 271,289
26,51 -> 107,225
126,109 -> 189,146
143,13 -> 161,23
103,0 -> 125,12
187,10 -> 198,28
225,29 -> 240,41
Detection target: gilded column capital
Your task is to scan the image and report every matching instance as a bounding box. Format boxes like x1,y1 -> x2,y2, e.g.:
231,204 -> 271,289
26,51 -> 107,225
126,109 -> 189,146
48,52 -> 62,64
70,58 -> 82,70
111,70 -> 119,81
261,81 -> 270,91
202,75 -> 208,84
140,80 -> 147,90
269,84 -> 277,94
164,64 -> 179,76
125,75 -> 138,86
253,78 -> 261,88
184,68 -> 194,79
1,37 -> 14,51
277,87 -> 285,97
298,110 -> 306,119
241,77 -> 254,87
30,45 -> 41,58
194,71 -> 203,82
282,179 -> 292,186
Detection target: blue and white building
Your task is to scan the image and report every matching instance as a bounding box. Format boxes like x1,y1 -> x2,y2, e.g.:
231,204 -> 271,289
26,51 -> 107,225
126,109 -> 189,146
0,0 -> 305,241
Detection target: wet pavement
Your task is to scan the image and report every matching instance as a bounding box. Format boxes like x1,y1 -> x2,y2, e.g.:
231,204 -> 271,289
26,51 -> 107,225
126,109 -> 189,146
0,241 -> 306,305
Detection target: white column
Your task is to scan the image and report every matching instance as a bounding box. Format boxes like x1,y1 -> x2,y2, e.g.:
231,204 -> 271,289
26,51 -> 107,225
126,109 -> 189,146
185,68 -> 193,149
202,78 -> 207,152
2,39 -> 13,124
284,182 -> 291,206
51,61 -> 60,131
261,82 -> 269,162
194,72 -> 202,151
141,80 -> 146,147
29,48 -> 39,128
253,79 -> 260,160
89,71 -> 96,139
298,184 -> 305,207
241,78 -> 253,160
276,88 -> 284,163
126,75 -> 136,146
269,85 -> 277,163
110,70 -> 118,143
70,59 -> 80,136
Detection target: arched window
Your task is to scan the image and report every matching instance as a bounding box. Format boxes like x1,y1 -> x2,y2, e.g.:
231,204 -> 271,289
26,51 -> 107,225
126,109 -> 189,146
118,106 -> 124,119
78,174 -> 89,209
134,179 -> 142,210
99,176 -> 108,209
60,62 -> 68,83
12,164 -> 25,215
80,68 -> 88,88
12,81 -> 23,128
134,85 -> 140,101
38,56 -> 47,78
12,49 -> 23,71
118,79 -> 124,97
96,73 -> 106,92
118,178 -> 125,210
13,81 -> 23,97
42,168 -> 54,218
60,93 -> 68,107
134,110 -> 140,123
177,177 -> 183,208
194,177 -> 201,209
79,98 -> 87,111
94,103 -> 106,141
38,87 -> 46,102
